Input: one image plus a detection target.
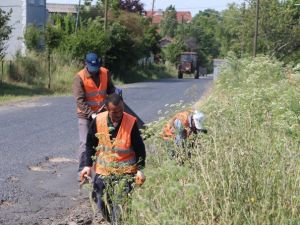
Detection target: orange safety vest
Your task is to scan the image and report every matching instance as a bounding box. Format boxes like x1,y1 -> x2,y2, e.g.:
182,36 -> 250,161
162,111 -> 190,140
94,111 -> 138,176
77,67 -> 108,113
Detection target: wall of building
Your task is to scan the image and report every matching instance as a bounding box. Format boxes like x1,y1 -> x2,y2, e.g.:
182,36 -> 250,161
0,0 -> 47,59
27,0 -> 47,26
0,0 -> 24,59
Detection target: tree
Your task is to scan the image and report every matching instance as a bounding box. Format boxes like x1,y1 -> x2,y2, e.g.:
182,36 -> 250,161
162,39 -> 186,65
44,23 -> 63,54
24,25 -> 42,52
160,5 -> 178,38
217,0 -> 300,62
0,8 -> 12,59
59,17 -> 110,60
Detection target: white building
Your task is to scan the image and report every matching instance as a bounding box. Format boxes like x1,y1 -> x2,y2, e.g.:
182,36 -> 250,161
0,0 -> 47,59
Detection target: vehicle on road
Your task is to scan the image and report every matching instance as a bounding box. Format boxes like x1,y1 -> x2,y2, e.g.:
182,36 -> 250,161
178,52 -> 207,79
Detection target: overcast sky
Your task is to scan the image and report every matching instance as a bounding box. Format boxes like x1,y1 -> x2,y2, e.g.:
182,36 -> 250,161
47,0 -> 245,16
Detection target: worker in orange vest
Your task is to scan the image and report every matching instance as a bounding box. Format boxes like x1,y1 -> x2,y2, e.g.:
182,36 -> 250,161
73,52 -> 117,174
80,93 -> 146,223
162,110 -> 206,158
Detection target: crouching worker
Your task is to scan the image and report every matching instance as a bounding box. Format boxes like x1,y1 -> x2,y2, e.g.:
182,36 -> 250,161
162,110 -> 207,160
80,93 -> 146,223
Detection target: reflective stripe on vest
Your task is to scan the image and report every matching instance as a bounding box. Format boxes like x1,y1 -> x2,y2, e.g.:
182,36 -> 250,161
94,111 -> 138,176
77,67 -> 108,112
162,111 -> 190,140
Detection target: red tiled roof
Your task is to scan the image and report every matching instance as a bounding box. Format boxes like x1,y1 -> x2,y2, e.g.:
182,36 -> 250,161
145,10 -> 192,24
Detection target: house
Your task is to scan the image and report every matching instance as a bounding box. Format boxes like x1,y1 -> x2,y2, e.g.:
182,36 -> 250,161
46,3 -> 77,15
144,10 -> 192,25
0,0 -> 47,59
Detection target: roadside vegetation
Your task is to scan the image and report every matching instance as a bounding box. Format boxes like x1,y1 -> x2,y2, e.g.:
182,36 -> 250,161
124,56 -> 300,224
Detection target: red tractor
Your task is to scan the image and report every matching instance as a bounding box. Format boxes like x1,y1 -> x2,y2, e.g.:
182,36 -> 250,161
178,52 -> 200,79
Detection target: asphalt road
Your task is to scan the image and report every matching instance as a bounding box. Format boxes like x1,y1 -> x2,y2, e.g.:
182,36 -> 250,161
0,76 -> 213,225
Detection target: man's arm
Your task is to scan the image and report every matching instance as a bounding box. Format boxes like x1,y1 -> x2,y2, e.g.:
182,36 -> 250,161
131,122 -> 146,169
73,75 -> 94,118
85,119 -> 98,167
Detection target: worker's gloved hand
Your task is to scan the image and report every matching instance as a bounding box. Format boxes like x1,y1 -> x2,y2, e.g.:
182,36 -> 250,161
91,113 -> 97,119
80,166 -> 91,182
115,87 -> 123,97
135,170 -> 146,186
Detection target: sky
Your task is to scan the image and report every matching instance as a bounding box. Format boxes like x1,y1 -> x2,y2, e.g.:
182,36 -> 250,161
47,0 -> 245,16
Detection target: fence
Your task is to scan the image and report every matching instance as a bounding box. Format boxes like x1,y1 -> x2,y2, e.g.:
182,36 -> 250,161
0,60 -> 12,84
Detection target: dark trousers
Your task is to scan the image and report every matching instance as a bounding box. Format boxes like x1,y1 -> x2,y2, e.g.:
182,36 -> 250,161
92,174 -> 134,223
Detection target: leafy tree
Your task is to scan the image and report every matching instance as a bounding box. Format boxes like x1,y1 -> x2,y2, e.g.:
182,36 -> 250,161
217,0 -> 300,62
51,13 -> 76,35
44,23 -> 63,54
59,17 -> 110,60
105,22 -> 136,77
162,39 -> 186,65
257,0 -> 300,60
191,9 -> 221,58
0,8 -> 12,59
24,25 -> 42,52
48,2 -> 161,80
143,25 -> 161,56
160,5 -> 178,38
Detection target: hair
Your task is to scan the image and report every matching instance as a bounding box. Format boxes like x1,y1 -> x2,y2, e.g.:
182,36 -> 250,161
105,93 -> 123,106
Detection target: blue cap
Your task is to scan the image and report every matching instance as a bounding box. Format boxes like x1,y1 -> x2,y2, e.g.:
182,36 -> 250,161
85,52 -> 101,73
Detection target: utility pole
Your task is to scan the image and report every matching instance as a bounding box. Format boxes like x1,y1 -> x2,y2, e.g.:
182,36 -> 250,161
241,1 -> 246,55
151,0 -> 155,24
104,0 -> 108,31
75,0 -> 81,34
103,0 -> 108,66
253,0 -> 259,57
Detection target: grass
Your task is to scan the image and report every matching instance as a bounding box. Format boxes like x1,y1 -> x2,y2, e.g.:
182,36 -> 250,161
124,56 -> 300,225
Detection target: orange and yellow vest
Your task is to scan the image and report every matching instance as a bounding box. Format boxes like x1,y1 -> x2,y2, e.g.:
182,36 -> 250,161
162,111 -> 190,140
94,111 -> 138,176
77,67 -> 108,113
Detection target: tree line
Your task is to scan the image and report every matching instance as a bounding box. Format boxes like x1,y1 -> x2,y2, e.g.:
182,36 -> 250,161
159,0 -> 300,69
0,0 -> 299,81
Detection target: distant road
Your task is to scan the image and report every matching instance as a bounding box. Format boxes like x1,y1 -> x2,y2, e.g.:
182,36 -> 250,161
0,76 -> 213,225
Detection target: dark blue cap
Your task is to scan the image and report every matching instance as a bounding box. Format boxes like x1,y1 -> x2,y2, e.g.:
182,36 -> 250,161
85,52 -> 101,73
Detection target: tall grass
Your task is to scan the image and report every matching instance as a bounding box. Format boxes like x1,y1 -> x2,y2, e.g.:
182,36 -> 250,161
6,52 -> 79,93
126,56 -> 300,225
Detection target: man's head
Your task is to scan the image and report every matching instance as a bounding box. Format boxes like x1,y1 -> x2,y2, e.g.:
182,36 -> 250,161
191,110 -> 205,132
85,52 -> 101,75
105,93 -> 124,125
